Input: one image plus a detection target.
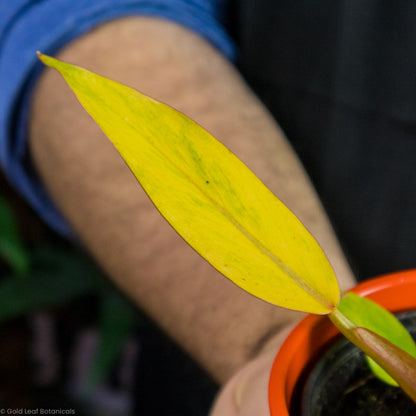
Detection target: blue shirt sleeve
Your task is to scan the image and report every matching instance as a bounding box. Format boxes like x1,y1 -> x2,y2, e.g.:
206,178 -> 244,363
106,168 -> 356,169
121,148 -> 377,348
0,0 -> 235,238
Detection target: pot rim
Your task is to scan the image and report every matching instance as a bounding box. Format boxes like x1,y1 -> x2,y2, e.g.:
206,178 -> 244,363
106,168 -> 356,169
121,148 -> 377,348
268,269 -> 416,416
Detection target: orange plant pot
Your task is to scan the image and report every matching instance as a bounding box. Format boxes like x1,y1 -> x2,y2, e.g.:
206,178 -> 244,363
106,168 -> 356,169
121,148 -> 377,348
268,269 -> 416,416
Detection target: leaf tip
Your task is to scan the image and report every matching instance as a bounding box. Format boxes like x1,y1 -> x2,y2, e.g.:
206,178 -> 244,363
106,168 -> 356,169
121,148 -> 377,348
36,50 -> 46,64
36,51 -> 60,71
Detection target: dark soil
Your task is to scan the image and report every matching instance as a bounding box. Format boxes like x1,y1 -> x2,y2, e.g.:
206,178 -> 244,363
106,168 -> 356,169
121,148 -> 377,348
297,311 -> 416,416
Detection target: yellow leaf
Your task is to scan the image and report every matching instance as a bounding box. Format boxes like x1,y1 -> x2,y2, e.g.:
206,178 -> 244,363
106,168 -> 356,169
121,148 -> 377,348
38,52 -> 339,314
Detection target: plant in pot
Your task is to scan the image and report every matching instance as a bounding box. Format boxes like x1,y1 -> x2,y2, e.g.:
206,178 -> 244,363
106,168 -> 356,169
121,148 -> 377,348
37,53 -> 416,414
270,270 -> 416,415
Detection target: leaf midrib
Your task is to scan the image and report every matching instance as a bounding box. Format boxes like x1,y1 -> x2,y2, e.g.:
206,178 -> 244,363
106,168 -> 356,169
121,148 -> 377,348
69,72 -> 333,311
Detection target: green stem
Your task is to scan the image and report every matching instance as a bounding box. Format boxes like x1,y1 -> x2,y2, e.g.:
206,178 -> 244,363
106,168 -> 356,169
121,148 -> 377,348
329,307 -> 376,356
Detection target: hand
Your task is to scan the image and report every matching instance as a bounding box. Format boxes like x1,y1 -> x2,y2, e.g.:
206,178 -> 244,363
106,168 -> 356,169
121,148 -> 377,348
210,347 -> 275,415
210,324 -> 296,416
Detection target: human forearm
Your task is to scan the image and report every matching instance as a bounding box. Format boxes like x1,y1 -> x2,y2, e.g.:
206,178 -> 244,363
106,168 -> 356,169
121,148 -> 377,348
30,17 -> 354,382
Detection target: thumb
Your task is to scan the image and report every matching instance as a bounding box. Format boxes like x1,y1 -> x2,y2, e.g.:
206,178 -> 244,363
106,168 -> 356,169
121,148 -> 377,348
209,347 -> 275,416
210,323 -> 298,416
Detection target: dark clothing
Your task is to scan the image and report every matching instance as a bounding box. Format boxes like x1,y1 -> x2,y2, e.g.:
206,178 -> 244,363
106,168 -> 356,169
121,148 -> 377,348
233,0 -> 416,279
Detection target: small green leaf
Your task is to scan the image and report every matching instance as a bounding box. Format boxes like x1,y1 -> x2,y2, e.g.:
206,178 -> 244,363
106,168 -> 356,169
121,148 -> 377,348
337,292 -> 416,385
0,195 -> 29,275
37,52 -> 340,314
355,327 -> 416,402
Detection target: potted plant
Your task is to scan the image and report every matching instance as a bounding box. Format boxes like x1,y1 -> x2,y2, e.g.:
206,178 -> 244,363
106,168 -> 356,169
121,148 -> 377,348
269,269 -> 416,415
37,53 -> 416,413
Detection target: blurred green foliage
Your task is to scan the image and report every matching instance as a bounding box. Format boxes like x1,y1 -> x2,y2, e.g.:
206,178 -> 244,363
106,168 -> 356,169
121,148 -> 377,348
0,195 -> 29,275
0,193 -> 136,392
